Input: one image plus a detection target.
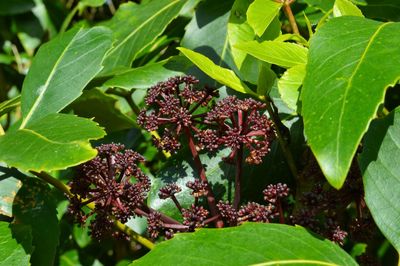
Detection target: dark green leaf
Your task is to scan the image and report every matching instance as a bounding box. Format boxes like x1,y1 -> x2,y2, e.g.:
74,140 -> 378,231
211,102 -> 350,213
0,222 -> 30,266
301,17 -> 400,188
12,176 -> 59,266
0,114 -> 105,172
303,0 -> 335,12
20,26 -> 112,128
69,89 -> 135,133
131,223 -> 357,266
0,0 -> 35,15
100,0 -> 186,75
359,107 -> 400,251
359,0 -> 400,21
0,174 -> 22,217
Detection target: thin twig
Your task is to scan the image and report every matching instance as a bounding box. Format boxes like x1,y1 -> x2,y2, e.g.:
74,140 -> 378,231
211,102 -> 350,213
233,145 -> 243,210
31,171 -> 155,250
282,0 -> 300,35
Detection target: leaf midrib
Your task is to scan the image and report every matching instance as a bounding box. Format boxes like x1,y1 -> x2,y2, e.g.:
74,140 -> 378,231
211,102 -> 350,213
20,29 -> 84,129
334,22 -> 391,176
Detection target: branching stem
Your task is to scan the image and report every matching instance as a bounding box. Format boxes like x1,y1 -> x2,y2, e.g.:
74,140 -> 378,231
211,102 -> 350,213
233,145 -> 243,210
283,0 -> 300,35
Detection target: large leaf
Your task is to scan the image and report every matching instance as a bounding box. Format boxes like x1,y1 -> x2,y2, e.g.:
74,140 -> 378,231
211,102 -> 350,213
100,0 -> 186,75
333,0 -> 364,17
0,0 -> 34,15
178,47 -> 257,96
131,223 -> 357,266
235,40 -> 308,68
303,0 -> 335,12
69,89 -> 135,133
11,175 -> 59,266
301,16 -> 400,189
246,0 -> 282,37
0,222 -> 30,266
359,0 -> 400,21
103,56 -> 191,90
0,114 -> 105,172
20,26 -> 112,128
359,107 -> 400,251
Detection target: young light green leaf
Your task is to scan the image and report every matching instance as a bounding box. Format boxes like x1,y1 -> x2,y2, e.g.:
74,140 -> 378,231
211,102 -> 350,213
20,26 -> 112,128
100,0 -> 186,75
247,0 -> 282,36
69,89 -> 135,133
131,223 -> 357,266
0,96 -> 21,117
278,64 -> 306,112
301,17 -> 400,189
0,222 -> 30,266
0,114 -> 105,172
235,40 -> 308,68
303,0 -> 335,12
178,47 -> 257,96
359,107 -> 400,251
103,56 -> 191,90
333,0 -> 364,17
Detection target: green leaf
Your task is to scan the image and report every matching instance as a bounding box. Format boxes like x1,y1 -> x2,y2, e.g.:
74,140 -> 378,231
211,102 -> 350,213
69,89 -> 135,133
0,96 -> 20,117
12,176 -> 59,266
149,148 -> 233,220
60,250 -> 81,266
277,64 -> 306,112
78,0 -> 104,11
247,0 -> 283,37
303,0 -> 335,12
0,174 -> 22,217
359,107 -> 400,251
0,114 -> 105,172
235,40 -> 308,68
100,0 -> 186,75
333,0 -> 364,17
131,223 -> 357,266
103,56 -> 191,90
359,0 -> 400,21
301,16 -> 400,189
20,27 -> 112,128
0,0 -> 34,15
178,47 -> 257,96
0,222 -> 30,266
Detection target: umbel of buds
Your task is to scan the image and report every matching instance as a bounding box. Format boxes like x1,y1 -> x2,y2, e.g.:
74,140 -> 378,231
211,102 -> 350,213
137,76 -> 217,153
67,143 -> 150,239
197,96 -> 275,165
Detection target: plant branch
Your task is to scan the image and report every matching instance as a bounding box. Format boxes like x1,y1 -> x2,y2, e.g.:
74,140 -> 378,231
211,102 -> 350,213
31,171 -> 155,250
264,97 -> 298,180
184,127 -> 224,228
233,145 -> 243,210
283,0 -> 300,35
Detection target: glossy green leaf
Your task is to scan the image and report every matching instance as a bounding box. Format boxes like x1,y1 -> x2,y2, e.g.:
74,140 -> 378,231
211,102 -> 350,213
20,26 -> 112,128
69,89 -> 135,133
178,47 -> 257,96
333,0 -> 364,17
0,222 -> 30,266
277,64 -> 306,112
78,0 -> 104,11
359,107 -> 400,251
235,40 -> 308,68
359,0 -> 400,21
60,250 -> 81,266
247,0 -> 282,36
149,148 -> 233,220
303,0 -> 335,12
0,96 -> 20,117
100,0 -> 186,75
12,176 -> 59,266
132,223 -> 357,266
0,114 -> 105,172
0,0 -> 34,15
0,175 -> 22,217
103,56 -> 191,90
301,16 -> 400,189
